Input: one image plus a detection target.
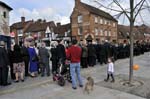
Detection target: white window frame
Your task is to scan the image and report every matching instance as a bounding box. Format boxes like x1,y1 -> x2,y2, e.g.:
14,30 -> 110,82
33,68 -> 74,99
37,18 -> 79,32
100,18 -> 103,24
108,21 -> 111,25
105,31 -> 107,36
78,27 -> 83,35
78,15 -> 83,23
95,28 -> 98,36
105,20 -> 107,25
108,31 -> 111,36
17,29 -> 23,35
95,16 -> 98,23
99,29 -> 103,36
113,23 -> 116,27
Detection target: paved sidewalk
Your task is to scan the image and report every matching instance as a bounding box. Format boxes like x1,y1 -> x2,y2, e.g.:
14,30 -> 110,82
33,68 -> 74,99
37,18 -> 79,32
0,53 -> 150,99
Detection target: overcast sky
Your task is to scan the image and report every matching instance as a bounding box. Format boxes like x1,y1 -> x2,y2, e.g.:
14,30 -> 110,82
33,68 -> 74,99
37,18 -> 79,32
1,0 -> 150,26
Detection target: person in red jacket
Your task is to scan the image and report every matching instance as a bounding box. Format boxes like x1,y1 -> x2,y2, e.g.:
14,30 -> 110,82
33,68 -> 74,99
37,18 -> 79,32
68,39 -> 83,89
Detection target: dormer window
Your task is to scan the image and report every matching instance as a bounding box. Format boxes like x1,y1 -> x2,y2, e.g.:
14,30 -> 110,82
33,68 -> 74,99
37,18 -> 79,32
78,15 -> 83,23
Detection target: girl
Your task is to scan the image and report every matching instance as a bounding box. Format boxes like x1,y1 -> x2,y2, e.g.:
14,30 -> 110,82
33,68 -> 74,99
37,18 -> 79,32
104,57 -> 115,83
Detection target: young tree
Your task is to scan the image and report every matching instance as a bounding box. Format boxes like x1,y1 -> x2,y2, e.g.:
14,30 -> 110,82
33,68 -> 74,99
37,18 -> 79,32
93,0 -> 149,84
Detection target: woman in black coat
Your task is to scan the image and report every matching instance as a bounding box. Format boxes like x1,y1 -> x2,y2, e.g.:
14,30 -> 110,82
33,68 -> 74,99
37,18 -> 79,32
50,42 -> 58,74
87,41 -> 96,67
12,44 -> 25,82
8,44 -> 15,80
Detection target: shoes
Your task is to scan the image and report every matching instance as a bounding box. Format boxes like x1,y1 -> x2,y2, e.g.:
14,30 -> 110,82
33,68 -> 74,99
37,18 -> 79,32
41,75 -> 44,77
2,82 -> 11,86
29,74 -> 36,78
14,80 -> 19,83
21,79 -> 24,82
47,74 -> 50,77
79,85 -> 83,88
72,87 -> 77,90
111,80 -> 115,83
104,79 -> 108,82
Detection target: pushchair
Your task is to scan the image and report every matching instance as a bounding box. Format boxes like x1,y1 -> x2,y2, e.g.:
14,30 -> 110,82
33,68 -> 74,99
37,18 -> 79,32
53,59 -> 71,86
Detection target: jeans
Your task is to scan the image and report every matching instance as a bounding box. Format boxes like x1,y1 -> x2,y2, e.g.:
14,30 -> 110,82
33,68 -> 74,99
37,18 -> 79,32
70,63 -> 83,88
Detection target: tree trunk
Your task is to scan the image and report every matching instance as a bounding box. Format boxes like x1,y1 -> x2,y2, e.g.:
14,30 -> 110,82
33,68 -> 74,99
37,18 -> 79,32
129,0 -> 134,84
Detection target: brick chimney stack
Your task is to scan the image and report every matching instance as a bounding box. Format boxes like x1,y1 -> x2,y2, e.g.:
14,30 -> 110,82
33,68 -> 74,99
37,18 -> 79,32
21,16 -> 25,23
57,22 -> 61,27
75,0 -> 81,6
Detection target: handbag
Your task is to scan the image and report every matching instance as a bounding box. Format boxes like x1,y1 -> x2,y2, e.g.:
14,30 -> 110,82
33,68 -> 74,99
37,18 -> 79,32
32,55 -> 39,62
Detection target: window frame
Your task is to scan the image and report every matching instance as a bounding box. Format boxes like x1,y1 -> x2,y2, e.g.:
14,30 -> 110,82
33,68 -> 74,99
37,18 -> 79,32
95,28 -> 99,36
95,16 -> 98,23
78,15 -> 83,23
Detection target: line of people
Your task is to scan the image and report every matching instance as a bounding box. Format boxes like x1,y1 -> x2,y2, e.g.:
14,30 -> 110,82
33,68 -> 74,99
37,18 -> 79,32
80,39 -> 150,69
0,39 -> 150,87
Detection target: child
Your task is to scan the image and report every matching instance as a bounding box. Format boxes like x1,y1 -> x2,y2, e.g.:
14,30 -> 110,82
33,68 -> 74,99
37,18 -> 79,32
104,57 -> 115,83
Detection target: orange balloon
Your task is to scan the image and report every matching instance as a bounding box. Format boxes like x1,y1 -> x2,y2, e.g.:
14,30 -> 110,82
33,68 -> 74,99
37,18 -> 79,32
133,64 -> 139,70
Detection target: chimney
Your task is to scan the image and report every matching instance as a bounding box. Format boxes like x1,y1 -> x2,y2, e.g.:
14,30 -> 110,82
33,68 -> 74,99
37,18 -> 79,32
43,19 -> 46,23
75,0 -> 81,6
21,16 -> 25,22
37,19 -> 42,22
57,22 -> 61,27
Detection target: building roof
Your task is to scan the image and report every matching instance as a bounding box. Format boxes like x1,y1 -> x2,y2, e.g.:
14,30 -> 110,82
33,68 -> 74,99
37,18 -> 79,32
118,25 -> 144,39
55,23 -> 71,37
0,1 -> 13,10
24,21 -> 56,33
10,21 -> 32,31
81,2 -> 117,22
136,24 -> 150,34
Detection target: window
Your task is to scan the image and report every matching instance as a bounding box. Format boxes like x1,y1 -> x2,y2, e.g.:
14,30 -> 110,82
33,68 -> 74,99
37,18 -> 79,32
95,16 -> 98,23
105,20 -> 107,25
95,28 -> 98,36
113,23 -> 116,27
113,32 -> 116,36
108,21 -> 111,25
104,31 -> 107,36
78,15 -> 83,23
78,27 -> 83,35
17,29 -> 23,34
108,31 -> 111,36
3,12 -> 6,18
100,19 -> 103,24
99,29 -> 103,36
65,32 -> 67,37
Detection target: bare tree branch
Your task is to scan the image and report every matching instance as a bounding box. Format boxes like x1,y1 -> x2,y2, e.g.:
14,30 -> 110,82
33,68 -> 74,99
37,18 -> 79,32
133,0 -> 146,22
94,0 -> 123,12
113,0 -> 130,20
133,0 -> 145,11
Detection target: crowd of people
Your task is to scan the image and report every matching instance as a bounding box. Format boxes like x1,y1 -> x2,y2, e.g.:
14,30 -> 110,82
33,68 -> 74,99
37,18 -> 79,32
0,39 -> 150,89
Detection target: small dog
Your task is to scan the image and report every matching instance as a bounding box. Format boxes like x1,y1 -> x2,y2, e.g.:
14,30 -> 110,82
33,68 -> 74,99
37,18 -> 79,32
84,76 -> 94,94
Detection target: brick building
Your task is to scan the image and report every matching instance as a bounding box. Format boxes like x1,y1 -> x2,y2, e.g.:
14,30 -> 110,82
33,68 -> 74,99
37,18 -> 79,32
55,23 -> 71,41
10,17 -> 32,44
118,24 -> 145,43
24,19 -> 56,43
70,0 -> 118,42
10,17 -> 56,45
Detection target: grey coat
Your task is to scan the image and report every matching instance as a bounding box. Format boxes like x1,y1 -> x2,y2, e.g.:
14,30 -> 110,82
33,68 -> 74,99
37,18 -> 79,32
81,46 -> 88,58
39,47 -> 50,65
